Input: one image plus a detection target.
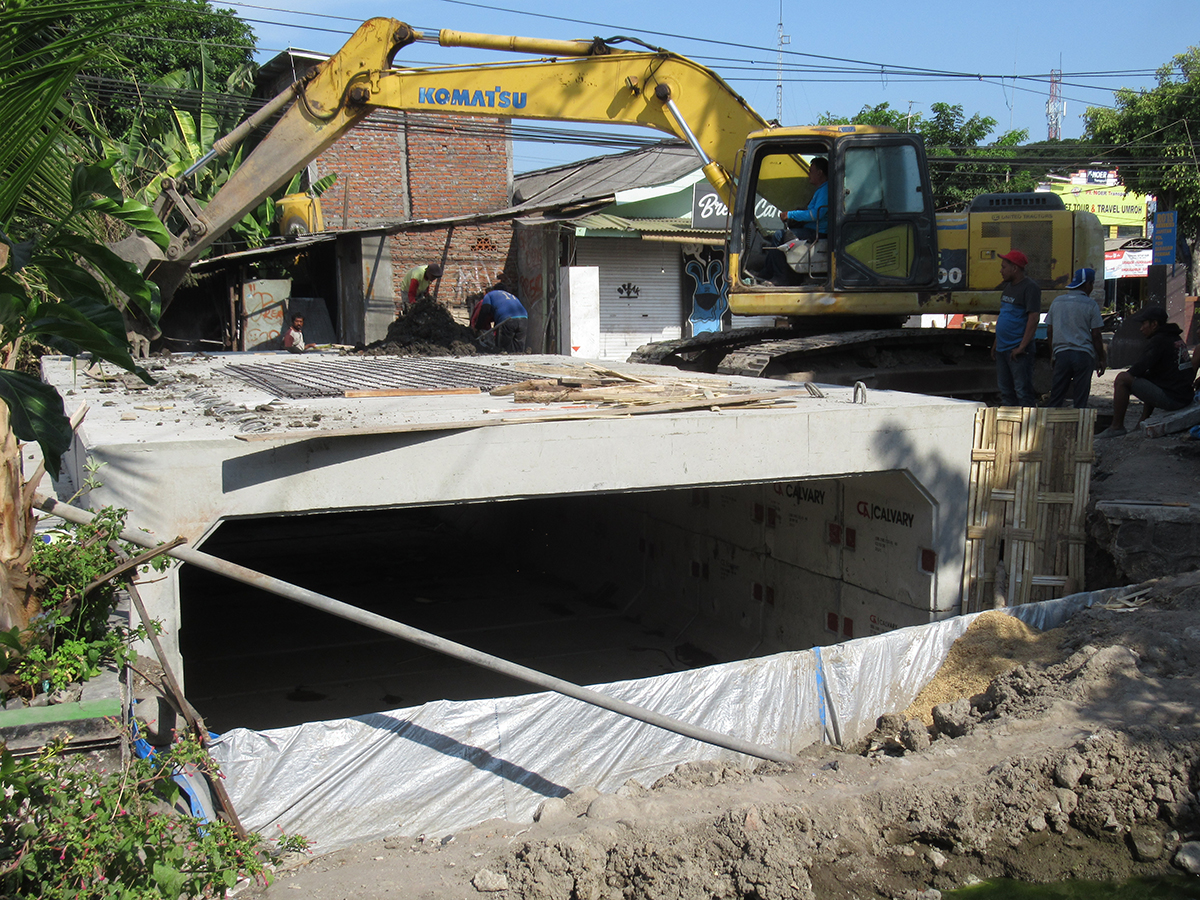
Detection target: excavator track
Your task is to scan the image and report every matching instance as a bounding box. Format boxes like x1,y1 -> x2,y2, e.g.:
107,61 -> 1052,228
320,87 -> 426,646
632,328 -> 1027,401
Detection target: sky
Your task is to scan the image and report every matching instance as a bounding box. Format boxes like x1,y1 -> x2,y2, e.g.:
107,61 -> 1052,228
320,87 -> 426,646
214,0 -> 1200,173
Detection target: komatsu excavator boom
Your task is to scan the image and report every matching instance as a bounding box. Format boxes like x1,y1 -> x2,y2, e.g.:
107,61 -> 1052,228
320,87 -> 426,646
129,17 -> 1104,398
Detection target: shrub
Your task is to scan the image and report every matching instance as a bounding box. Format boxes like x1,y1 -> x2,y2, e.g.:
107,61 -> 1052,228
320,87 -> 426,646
0,735 -> 271,898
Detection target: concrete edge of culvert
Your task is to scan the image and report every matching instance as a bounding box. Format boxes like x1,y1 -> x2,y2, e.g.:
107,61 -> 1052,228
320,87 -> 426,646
208,584 -> 1127,854
0,597 -> 129,758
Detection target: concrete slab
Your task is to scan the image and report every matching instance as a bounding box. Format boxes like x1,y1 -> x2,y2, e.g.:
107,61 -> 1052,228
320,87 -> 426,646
1140,400 -> 1200,438
41,351 -> 980,720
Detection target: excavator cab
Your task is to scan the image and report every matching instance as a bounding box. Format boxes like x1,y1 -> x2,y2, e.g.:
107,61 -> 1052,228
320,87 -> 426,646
730,129 -> 940,304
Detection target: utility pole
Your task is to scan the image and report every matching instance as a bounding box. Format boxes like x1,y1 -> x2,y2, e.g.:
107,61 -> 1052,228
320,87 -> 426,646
776,0 -> 790,123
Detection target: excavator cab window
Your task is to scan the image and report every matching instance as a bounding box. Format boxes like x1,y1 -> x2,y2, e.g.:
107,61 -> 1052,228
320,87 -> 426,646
832,137 -> 939,291
731,133 -> 940,293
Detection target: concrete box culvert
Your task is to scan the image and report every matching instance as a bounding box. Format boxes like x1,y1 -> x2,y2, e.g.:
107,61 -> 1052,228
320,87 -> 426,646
40,352 -> 977,733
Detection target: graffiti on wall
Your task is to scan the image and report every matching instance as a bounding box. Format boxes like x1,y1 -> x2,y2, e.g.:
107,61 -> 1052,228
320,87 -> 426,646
683,246 -> 728,335
243,279 -> 290,350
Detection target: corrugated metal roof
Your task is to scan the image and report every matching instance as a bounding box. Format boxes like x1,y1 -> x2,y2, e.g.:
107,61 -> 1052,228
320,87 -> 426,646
193,141 -> 713,270
571,213 -> 723,244
513,141 -> 703,209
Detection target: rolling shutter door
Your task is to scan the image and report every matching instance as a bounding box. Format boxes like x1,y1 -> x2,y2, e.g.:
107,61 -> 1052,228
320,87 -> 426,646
576,238 -> 683,361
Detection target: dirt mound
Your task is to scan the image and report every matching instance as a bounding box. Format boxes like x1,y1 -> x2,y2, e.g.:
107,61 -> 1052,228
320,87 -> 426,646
359,297 -> 478,357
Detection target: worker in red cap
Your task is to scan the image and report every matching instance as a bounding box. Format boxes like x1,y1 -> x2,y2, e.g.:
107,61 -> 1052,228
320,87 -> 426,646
990,249 -> 1041,406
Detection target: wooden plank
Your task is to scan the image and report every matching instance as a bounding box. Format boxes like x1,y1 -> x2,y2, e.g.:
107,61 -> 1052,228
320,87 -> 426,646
584,362 -> 656,385
236,389 -> 808,442
490,379 -> 559,396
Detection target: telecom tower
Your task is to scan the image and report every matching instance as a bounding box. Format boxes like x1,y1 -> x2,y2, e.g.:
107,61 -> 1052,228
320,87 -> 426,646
1047,68 -> 1064,141
776,1 -> 789,122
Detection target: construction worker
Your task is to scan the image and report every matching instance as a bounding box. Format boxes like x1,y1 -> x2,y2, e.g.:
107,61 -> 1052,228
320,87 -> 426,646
990,249 -> 1041,407
403,263 -> 442,309
1098,306 -> 1195,438
1045,267 -> 1106,409
282,314 -> 316,353
471,286 -> 528,353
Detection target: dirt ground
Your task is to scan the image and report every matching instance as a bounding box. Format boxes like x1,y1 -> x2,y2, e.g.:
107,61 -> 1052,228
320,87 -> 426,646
232,368 -> 1200,900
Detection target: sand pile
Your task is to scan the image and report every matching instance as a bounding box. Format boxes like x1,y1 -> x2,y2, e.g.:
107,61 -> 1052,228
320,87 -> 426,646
903,609 -> 1064,725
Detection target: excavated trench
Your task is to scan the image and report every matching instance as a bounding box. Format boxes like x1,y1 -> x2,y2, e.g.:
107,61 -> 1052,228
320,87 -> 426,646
179,493 -> 763,733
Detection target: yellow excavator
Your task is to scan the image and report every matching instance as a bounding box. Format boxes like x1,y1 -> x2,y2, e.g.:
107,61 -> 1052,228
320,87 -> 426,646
123,18 -> 1104,397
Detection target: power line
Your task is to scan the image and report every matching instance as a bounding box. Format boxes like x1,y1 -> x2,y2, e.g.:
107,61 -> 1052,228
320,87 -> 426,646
123,1 -> 1162,111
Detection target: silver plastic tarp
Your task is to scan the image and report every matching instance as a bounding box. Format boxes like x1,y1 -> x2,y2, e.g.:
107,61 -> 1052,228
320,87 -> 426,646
211,586 -> 1122,852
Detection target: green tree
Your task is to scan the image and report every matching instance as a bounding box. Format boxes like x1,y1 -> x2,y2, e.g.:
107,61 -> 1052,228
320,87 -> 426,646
74,0 -> 254,129
1085,45 -> 1200,292
817,101 -> 1034,210
817,101 -> 915,131
919,103 -> 1031,210
0,0 -> 169,631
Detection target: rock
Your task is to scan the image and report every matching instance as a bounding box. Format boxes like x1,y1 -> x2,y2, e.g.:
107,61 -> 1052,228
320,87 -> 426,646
1027,813 -> 1047,832
932,698 -> 974,738
615,778 -> 648,799
876,712 -> 907,733
1129,824 -> 1165,861
1053,752 -> 1086,788
1173,841 -> 1200,875
743,806 -> 763,832
926,848 -> 948,869
565,786 -> 601,814
472,868 -> 508,892
47,684 -> 83,705
585,794 -> 635,821
1055,788 -> 1079,815
534,797 -> 572,824
900,719 -> 931,752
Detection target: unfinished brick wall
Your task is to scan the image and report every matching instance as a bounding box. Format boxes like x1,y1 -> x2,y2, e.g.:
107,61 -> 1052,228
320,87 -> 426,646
315,110 -> 515,319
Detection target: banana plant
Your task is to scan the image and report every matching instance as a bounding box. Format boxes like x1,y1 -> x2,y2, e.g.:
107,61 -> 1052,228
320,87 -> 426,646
0,161 -> 168,476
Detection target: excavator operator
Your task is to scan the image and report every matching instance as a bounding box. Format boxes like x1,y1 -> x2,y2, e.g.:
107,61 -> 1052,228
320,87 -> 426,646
758,157 -> 829,285
784,157 -> 829,241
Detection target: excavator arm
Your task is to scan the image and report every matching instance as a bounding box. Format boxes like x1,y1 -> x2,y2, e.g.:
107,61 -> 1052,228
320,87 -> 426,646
147,17 -> 770,296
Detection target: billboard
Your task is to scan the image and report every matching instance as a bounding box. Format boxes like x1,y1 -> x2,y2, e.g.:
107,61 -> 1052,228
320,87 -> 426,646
1105,247 -> 1152,279
1040,181 -> 1150,230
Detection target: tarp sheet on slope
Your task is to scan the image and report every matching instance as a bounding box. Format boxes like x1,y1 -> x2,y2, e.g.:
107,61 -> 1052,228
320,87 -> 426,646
211,586 -> 1124,852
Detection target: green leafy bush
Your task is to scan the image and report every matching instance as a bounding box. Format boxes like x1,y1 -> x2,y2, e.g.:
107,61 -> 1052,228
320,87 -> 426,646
1,507 -> 170,700
0,736 -> 270,898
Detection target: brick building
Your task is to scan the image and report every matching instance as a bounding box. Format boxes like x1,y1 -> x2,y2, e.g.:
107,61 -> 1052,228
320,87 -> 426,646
257,51 -> 516,321
315,110 -> 515,317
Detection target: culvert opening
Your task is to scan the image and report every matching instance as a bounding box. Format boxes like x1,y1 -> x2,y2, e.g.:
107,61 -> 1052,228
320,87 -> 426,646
180,474 -> 935,732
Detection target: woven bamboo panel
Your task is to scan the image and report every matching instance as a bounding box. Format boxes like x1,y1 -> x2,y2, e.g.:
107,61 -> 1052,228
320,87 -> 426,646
960,407 -> 1096,612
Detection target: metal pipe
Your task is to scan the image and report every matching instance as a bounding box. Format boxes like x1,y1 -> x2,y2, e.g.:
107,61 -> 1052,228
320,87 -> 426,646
656,86 -> 737,209
660,92 -> 710,164
439,29 -> 600,57
181,84 -> 300,180
34,495 -> 800,765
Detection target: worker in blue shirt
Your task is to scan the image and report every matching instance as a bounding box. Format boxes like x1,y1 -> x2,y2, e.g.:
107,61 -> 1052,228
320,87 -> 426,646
471,286 -> 529,353
784,156 -> 829,241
